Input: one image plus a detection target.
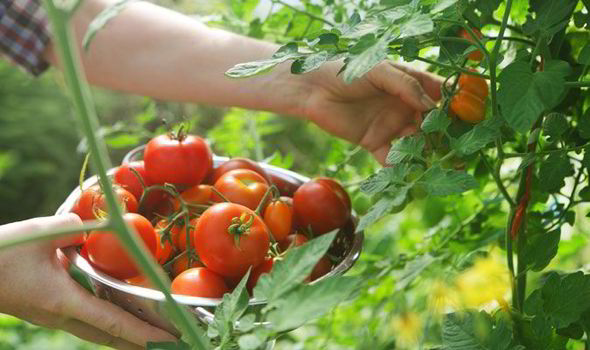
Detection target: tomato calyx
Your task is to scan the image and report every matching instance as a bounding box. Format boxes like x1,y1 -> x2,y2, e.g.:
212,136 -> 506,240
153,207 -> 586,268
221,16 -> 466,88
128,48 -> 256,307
228,213 -> 255,247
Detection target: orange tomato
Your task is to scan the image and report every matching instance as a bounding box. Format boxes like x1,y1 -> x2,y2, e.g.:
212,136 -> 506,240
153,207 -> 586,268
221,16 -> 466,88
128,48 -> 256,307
460,28 -> 484,61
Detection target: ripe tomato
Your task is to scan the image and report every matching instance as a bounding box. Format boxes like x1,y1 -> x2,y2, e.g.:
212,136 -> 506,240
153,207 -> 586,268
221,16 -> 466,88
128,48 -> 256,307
213,169 -> 270,210
278,233 -> 308,252
171,267 -> 229,298
310,256 -> 332,281
154,220 -> 176,264
171,253 -> 203,277
450,89 -> 486,124
175,217 -> 198,252
268,172 -> 303,197
458,71 -> 489,100
85,213 -> 157,280
247,257 -> 275,293
172,185 -> 213,213
263,197 -> 293,242
460,28 -> 484,61
74,185 -> 138,221
125,275 -> 154,288
195,203 -> 270,278
113,161 -> 148,201
144,134 -> 213,187
293,177 -> 351,235
212,158 -> 270,183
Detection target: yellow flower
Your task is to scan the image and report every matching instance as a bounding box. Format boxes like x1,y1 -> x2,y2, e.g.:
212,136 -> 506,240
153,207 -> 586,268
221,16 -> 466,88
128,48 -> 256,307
391,312 -> 423,349
455,255 -> 511,308
428,279 -> 459,315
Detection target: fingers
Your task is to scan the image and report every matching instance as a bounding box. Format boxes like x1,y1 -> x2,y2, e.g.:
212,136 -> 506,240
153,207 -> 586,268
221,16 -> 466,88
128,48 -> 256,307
60,319 -> 143,350
392,63 -> 444,102
61,275 -> 177,347
368,62 -> 436,112
50,213 -> 85,249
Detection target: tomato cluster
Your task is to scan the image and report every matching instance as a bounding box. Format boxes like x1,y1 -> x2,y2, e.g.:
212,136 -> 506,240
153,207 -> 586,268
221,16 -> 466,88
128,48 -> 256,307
450,70 -> 489,124
72,132 -> 352,298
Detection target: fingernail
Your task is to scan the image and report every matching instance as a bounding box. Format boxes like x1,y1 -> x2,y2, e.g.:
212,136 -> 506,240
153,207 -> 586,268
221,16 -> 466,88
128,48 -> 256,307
421,95 -> 436,110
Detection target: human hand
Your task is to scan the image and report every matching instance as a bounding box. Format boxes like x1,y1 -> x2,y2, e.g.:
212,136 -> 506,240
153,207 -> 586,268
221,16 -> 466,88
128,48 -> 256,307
0,214 -> 176,349
298,61 -> 443,164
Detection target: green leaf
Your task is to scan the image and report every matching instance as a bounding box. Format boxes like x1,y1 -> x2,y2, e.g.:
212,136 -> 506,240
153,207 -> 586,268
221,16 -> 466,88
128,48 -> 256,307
360,164 -> 410,195
291,51 -> 329,74
432,0 -> 458,14
398,12 -> 434,38
147,341 -> 190,350
211,270 -> 251,344
385,135 -> 425,165
524,290 -> 544,316
267,276 -> 359,332
521,229 -> 561,271
400,37 -> 420,59
442,311 -> 491,350
523,0 -> 577,37
418,166 -> 478,196
538,153 -> 572,192
452,116 -> 503,155
238,330 -> 268,350
498,60 -> 571,133
105,133 -> 141,149
82,0 -> 133,51
394,254 -> 436,291
356,188 -> 408,232
579,109 -> 590,139
543,113 -> 569,140
421,109 -> 451,133
253,232 -> 336,301
578,44 -> 590,65
540,272 -> 590,328
225,43 -> 302,78
235,314 -> 256,333
342,34 -> 389,83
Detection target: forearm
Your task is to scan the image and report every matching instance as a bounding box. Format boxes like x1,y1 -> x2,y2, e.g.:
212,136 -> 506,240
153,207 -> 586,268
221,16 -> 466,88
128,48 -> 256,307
44,0 -> 311,115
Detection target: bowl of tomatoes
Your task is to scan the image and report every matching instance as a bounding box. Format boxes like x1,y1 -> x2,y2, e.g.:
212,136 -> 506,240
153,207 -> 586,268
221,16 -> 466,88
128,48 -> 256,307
56,133 -> 363,335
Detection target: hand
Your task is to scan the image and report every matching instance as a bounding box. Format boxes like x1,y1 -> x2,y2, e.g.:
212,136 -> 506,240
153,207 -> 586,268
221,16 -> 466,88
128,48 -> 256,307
0,214 -> 176,350
299,61 -> 443,164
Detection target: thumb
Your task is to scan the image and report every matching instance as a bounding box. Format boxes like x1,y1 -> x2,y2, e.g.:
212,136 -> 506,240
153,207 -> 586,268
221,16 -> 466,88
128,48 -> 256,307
48,213 -> 86,249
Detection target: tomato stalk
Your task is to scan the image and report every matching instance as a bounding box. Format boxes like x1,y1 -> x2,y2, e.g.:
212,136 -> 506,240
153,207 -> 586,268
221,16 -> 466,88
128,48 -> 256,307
40,1 -> 208,347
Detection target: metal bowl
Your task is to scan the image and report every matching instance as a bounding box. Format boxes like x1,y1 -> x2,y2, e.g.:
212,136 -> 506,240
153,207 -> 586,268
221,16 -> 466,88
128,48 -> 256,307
56,145 -> 364,336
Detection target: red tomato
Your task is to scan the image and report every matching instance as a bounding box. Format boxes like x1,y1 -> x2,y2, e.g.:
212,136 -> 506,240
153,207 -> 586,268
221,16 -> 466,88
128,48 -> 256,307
278,233 -> 308,252
74,185 -> 138,221
195,203 -> 270,278
263,197 -> 293,242
171,267 -> 229,298
458,71 -> 489,100
144,134 -> 213,187
310,256 -> 332,281
293,178 -> 351,235
171,254 -> 203,278
85,213 -> 157,280
213,169 -> 270,210
175,217 -> 198,252
154,220 -> 176,264
172,185 -> 213,213
212,158 -> 270,183
113,161 -> 148,201
459,28 -> 484,61
450,90 -> 486,124
247,257 -> 275,293
268,172 -> 303,197
126,275 -> 154,288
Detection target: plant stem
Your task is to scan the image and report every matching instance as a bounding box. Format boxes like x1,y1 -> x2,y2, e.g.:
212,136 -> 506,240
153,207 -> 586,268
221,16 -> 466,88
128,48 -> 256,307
41,2 -> 208,348
479,151 -> 515,207
489,0 -> 512,120
505,143 -> 590,158
394,53 -> 490,78
564,81 -> 590,87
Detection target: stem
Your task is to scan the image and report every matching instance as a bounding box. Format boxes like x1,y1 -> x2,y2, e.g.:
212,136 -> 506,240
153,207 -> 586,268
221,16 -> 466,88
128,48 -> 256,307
479,151 -> 515,207
489,0 -> 513,121
272,0 -> 334,26
394,53 -> 491,78
41,2 -> 208,348
546,169 -> 584,231
564,81 -> 590,87
505,143 -> 590,158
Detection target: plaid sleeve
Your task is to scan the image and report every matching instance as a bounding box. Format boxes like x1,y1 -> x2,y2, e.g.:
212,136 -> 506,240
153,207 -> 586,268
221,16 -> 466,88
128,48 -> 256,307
0,0 -> 51,76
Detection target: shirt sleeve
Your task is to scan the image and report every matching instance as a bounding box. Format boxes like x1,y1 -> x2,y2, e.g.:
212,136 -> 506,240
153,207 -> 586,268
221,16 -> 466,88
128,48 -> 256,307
0,0 -> 51,76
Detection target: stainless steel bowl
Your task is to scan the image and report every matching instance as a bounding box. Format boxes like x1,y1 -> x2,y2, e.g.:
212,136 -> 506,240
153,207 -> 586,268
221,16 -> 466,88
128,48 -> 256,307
56,145 -> 364,337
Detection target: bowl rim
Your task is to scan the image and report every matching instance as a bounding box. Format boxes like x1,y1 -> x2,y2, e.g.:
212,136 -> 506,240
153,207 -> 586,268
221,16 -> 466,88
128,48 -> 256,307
57,145 -> 364,307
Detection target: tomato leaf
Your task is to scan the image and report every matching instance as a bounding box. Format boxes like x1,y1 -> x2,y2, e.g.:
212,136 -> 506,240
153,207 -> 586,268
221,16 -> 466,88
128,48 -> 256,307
238,329 -> 270,350
398,12 -> 434,38
418,166 -> 477,196
578,44 -> 590,65
266,276 -> 359,332
521,229 -> 561,271
291,51 -> 330,74
421,109 -> 451,133
210,270 -> 251,344
82,0 -> 133,51
452,115 -> 503,155
356,187 -> 408,232
431,0 -> 458,14
394,254 -> 437,291
253,232 -> 336,301
342,34 -> 389,83
498,60 -> 571,133
225,43 -> 302,78
386,135 -> 425,165
538,153 -> 573,192
522,0 -> 577,37
359,164 -> 410,195
543,113 -> 569,140
442,310 -> 492,350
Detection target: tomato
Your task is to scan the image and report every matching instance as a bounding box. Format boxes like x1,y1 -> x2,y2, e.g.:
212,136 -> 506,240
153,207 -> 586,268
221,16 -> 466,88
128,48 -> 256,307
293,177 -> 351,235
310,256 -> 332,281
458,72 -> 489,100
213,169 -> 270,210
126,275 -> 154,288
171,267 -> 229,298
79,243 -> 89,260
172,185 -> 213,213
74,185 -> 138,221
460,28 -> 484,61
263,197 -> 293,242
212,158 -> 270,183
175,217 -> 198,252
144,133 -> 213,187
195,203 -> 270,278
85,213 -> 157,280
278,233 -> 308,252
247,257 -> 275,293
113,161 -> 148,201
450,90 -> 486,124
171,253 -> 203,277
268,172 -> 303,197
154,220 -> 176,264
